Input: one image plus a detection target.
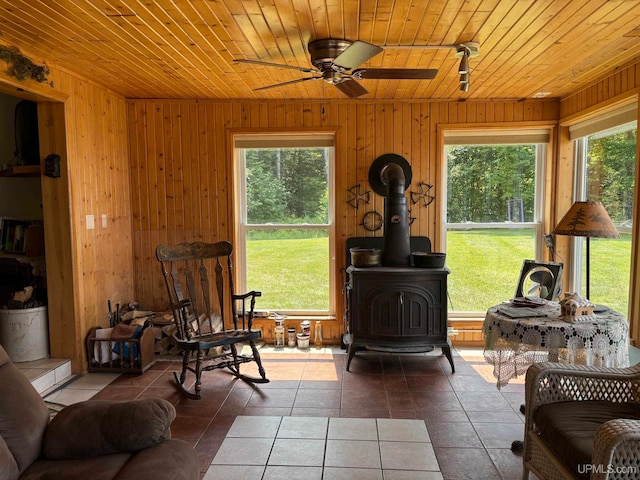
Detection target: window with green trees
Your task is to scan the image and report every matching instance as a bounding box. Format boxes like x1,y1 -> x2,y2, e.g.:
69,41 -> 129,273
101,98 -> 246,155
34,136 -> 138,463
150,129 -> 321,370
444,129 -> 549,313
574,122 -> 636,314
447,145 -> 537,223
235,135 -> 334,314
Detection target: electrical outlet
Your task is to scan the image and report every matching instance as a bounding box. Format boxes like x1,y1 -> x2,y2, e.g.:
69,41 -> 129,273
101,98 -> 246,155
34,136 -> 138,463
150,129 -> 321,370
544,234 -> 555,249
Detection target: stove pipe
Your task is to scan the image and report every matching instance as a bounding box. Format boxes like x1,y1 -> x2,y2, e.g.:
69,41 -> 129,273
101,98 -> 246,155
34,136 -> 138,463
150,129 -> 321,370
381,163 -> 410,266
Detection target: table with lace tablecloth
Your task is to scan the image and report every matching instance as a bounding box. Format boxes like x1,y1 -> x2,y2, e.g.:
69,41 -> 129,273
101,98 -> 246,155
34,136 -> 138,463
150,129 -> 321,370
483,302 -> 629,388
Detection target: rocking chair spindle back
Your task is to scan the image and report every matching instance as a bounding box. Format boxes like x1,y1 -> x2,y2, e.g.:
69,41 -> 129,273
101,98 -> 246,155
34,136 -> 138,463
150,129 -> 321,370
156,241 -> 269,399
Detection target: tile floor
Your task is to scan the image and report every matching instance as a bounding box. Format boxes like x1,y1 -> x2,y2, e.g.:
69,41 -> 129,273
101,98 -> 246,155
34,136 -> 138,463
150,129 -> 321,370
207,415 -> 442,479
30,346 -> 538,479
16,356 -> 74,395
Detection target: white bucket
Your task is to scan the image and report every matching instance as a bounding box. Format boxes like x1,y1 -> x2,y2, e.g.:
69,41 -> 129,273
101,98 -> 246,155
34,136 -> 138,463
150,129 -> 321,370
297,333 -> 309,349
0,306 -> 49,362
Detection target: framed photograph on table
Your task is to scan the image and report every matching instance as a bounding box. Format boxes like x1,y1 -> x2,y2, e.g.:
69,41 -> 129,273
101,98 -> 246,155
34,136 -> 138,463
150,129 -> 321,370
514,260 -> 563,301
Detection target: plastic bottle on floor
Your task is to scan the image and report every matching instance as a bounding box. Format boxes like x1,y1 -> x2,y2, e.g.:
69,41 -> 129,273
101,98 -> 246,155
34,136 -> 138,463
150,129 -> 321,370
314,321 -> 323,349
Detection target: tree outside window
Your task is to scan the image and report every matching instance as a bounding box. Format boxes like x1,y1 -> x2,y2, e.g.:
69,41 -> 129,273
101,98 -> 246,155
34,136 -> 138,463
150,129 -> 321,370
579,125 -> 636,314
236,138 -> 334,314
444,141 -> 545,313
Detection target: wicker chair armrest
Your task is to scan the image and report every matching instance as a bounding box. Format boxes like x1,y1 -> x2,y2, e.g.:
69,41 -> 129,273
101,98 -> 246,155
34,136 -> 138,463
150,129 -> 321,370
525,362 -> 640,410
591,419 -> 640,480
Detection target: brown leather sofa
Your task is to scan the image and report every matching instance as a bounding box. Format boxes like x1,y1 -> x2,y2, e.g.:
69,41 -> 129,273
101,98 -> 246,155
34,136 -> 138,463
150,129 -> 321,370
0,344 -> 200,480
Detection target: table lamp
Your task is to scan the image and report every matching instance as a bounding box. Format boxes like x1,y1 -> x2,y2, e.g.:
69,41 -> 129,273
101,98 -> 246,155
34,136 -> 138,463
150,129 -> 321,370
552,201 -> 620,300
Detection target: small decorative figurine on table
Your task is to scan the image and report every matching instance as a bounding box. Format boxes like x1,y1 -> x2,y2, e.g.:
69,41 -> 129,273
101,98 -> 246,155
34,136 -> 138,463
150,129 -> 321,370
559,292 -> 595,322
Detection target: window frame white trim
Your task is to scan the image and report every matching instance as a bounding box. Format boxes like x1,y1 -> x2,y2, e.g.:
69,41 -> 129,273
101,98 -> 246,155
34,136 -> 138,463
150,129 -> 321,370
568,103 -> 637,140
569,116 -> 637,299
441,129 -> 550,315
233,133 -> 336,316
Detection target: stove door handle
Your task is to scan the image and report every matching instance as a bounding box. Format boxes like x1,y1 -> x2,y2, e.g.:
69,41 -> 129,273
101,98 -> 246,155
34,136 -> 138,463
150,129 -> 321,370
399,292 -> 404,307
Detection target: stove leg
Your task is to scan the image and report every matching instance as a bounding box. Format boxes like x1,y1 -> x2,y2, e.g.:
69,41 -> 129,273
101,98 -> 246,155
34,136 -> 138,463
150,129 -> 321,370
346,344 -> 358,371
442,345 -> 455,373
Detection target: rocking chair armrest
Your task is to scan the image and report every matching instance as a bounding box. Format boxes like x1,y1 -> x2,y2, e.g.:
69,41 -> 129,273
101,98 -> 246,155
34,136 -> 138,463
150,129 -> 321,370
232,291 -> 262,329
232,291 -> 262,314
172,299 -> 191,310
43,398 -> 175,460
233,291 -> 262,301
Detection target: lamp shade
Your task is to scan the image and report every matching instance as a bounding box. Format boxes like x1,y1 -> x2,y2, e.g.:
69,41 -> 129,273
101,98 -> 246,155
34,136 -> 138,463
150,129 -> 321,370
552,201 -> 620,239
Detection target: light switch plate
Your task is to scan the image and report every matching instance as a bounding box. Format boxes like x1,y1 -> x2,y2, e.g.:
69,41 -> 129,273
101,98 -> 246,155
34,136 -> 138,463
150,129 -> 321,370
101,214 -> 107,228
86,214 -> 95,230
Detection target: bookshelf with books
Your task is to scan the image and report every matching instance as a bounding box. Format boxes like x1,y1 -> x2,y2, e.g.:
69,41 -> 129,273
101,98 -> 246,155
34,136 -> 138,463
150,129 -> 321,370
0,219 -> 45,257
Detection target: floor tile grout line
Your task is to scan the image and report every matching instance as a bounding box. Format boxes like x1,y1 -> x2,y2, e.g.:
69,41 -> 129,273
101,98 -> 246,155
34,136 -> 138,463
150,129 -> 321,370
213,416 -> 442,474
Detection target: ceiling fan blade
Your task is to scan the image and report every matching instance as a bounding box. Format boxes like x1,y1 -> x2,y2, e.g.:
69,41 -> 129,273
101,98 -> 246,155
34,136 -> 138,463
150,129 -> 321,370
335,79 -> 369,98
235,58 -> 319,74
253,76 -> 321,91
355,68 -> 438,79
333,41 -> 383,70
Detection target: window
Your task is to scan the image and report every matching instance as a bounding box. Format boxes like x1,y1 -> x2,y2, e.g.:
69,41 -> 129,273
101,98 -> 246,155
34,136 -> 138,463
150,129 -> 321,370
570,105 -> 637,315
234,134 -> 335,315
443,129 -> 549,313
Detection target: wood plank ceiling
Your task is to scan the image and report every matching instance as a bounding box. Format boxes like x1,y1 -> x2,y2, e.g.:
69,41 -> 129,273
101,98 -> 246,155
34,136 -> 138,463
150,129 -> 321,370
0,0 -> 639,101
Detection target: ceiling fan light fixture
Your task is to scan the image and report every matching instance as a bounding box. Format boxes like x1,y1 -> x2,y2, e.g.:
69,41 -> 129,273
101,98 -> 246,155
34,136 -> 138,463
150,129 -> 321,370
455,41 -> 480,59
458,54 -> 469,74
459,72 -> 470,92
237,38 -> 441,98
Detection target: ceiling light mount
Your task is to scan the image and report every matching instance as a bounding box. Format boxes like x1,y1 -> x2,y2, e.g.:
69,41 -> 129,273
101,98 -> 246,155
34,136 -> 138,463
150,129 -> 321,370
455,41 -> 480,59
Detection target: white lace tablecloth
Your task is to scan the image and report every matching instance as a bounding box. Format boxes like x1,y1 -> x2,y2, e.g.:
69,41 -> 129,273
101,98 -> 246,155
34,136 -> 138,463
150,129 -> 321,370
483,302 -> 629,388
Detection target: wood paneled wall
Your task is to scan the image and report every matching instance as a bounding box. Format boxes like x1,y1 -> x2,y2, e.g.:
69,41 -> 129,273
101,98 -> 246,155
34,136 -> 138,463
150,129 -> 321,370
0,57 -> 133,372
128,98 -> 559,342
1,42 -> 638,361
560,59 -> 639,121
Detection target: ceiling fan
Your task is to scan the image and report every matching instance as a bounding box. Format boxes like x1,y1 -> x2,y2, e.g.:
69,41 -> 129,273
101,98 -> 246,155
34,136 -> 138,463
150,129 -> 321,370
234,39 -> 438,98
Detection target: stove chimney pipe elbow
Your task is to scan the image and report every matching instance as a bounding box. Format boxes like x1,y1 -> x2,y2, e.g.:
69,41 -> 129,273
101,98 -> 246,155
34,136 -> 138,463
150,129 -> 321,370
380,162 -> 411,267
381,163 -> 405,196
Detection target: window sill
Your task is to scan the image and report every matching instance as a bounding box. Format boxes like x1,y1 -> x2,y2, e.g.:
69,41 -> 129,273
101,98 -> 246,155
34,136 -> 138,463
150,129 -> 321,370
270,314 -> 336,322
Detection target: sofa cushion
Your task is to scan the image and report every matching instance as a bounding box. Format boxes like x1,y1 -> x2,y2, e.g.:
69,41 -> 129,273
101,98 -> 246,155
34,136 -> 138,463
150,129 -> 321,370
43,398 -> 175,459
112,439 -> 200,480
20,453 -> 132,480
0,345 -> 50,478
534,400 -> 640,479
21,440 -> 199,480
0,435 -> 20,480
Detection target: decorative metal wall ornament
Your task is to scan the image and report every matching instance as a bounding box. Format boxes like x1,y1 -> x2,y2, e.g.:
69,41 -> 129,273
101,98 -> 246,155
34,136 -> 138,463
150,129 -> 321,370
408,208 -> 416,226
361,211 -> 383,231
410,182 -> 435,207
347,184 -> 371,209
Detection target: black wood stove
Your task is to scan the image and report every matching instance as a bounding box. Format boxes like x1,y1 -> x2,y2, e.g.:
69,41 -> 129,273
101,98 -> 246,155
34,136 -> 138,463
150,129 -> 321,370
344,154 -> 455,373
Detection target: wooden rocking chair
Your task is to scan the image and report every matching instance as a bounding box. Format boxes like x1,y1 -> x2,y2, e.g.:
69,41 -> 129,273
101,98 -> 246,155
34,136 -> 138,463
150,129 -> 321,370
156,241 -> 269,399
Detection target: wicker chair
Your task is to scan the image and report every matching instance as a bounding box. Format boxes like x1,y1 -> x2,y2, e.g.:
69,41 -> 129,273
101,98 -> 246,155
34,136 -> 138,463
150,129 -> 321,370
522,362 -> 640,480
